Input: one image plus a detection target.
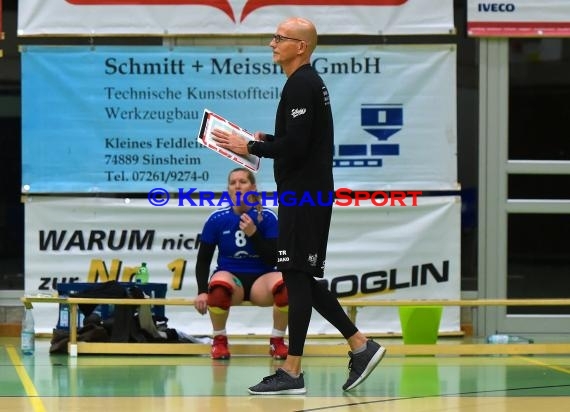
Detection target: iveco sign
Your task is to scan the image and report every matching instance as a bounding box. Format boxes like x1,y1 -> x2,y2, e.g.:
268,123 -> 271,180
478,3 -> 516,12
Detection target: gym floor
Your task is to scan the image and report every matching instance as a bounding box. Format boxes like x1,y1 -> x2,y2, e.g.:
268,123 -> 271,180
2,337 -> 570,412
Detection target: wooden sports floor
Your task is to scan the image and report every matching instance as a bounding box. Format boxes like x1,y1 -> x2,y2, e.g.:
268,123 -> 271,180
2,337 -> 570,412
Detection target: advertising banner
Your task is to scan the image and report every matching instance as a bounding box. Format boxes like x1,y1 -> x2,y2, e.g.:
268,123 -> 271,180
22,45 -> 457,193
18,0 -> 454,36
468,0 -> 570,37
24,195 -> 461,335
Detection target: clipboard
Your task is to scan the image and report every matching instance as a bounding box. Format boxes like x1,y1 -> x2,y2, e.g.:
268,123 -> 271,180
197,109 -> 260,172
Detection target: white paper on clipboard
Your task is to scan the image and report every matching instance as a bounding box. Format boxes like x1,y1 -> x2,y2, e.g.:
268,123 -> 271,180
197,109 -> 260,172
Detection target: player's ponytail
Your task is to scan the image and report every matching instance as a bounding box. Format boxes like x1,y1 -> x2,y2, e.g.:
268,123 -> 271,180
255,196 -> 263,223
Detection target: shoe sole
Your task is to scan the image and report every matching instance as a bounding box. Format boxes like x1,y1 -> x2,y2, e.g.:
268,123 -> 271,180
248,387 -> 307,395
343,345 -> 386,391
211,355 -> 230,360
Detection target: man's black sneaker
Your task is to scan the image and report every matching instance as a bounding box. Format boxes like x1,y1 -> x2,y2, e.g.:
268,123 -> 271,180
342,340 -> 386,391
248,368 -> 307,395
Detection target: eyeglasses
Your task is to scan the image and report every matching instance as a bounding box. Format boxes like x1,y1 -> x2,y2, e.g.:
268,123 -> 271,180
271,34 -> 304,44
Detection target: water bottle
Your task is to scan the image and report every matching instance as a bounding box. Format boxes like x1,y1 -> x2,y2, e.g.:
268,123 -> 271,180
135,262 -> 150,284
486,334 -> 534,344
59,304 -> 70,329
21,308 -> 35,355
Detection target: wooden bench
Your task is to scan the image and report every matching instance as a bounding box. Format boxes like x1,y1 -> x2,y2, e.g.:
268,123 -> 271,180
21,296 -> 570,357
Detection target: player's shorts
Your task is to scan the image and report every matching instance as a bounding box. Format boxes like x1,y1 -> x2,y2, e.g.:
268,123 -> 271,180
276,202 -> 332,277
231,272 -> 263,301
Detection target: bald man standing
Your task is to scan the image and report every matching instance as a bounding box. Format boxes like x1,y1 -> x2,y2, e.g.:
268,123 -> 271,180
213,17 -> 385,395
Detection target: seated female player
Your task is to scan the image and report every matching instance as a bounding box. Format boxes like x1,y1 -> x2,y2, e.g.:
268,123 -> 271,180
194,167 -> 288,359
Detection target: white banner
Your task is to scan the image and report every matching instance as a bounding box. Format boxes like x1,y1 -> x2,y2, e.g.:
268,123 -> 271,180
25,195 -> 460,335
468,0 -> 570,37
18,0 -> 454,36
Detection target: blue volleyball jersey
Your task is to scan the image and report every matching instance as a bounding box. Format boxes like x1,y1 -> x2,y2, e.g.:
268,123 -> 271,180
200,206 -> 278,274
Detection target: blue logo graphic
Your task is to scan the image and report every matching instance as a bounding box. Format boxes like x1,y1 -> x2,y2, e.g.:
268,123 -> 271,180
334,103 -> 403,168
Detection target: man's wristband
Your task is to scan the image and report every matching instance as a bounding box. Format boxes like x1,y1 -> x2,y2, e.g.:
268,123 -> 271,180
247,140 -> 257,154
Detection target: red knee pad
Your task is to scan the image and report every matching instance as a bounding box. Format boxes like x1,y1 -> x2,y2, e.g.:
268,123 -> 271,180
272,279 -> 288,308
207,280 -> 233,311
